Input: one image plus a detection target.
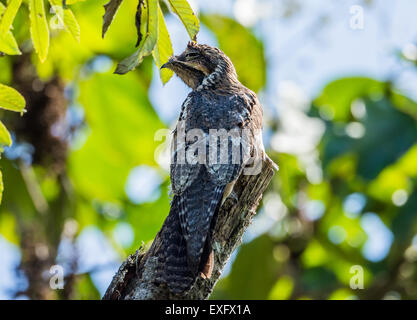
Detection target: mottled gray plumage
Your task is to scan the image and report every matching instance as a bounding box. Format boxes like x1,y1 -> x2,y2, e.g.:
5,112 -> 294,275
156,42 -> 264,294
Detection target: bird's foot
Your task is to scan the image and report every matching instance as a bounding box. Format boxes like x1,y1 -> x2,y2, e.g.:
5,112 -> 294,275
228,191 -> 239,204
264,153 -> 279,171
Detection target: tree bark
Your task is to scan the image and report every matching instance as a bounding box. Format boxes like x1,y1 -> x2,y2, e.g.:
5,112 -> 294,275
103,158 -> 276,300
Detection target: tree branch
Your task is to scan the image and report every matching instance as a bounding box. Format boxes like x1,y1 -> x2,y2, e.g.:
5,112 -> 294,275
103,159 -> 276,300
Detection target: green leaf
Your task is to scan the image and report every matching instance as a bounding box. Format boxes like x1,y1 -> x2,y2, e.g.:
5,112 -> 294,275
71,274 -> 101,300
167,0 -> 199,41
392,190 -> 417,244
69,71 -> 164,201
0,3 -> 5,16
102,0 -> 123,38
321,98 -> 417,180
66,0 -> 87,4
114,0 -> 158,75
62,8 -> 80,42
29,0 -> 50,62
226,235 -> 277,299
0,211 -> 19,243
0,28 -> 21,55
152,3 -> 173,84
139,0 -> 158,54
0,120 -> 12,148
314,77 -> 385,121
48,0 -> 81,42
0,158 -> 38,219
114,49 -> 142,75
0,170 -> 3,204
0,0 -> 21,55
0,0 -> 22,35
301,267 -> 338,293
201,14 -> 266,92
0,83 -> 26,112
125,182 -> 170,245
268,275 -> 294,300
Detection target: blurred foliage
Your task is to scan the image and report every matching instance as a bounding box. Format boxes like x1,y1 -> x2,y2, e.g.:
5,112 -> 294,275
107,0 -> 198,78
0,0 -> 417,301
213,76 -> 417,300
0,0 -> 198,79
200,14 -> 266,92
0,83 -> 26,203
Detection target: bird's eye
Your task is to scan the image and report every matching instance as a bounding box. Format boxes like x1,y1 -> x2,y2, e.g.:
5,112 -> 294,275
185,52 -> 200,59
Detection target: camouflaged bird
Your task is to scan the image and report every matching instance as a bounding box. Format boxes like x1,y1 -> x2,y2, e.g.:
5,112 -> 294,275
156,42 -> 265,294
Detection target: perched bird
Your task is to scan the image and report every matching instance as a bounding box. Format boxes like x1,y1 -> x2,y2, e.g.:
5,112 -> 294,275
156,42 -> 265,294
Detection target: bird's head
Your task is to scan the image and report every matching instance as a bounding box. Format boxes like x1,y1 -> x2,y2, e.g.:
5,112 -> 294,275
161,42 -> 238,90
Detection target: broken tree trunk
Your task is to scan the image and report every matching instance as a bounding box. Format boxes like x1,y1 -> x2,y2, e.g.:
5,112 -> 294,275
103,158 -> 276,300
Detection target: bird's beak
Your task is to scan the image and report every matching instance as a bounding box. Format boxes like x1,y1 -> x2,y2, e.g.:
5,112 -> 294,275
161,58 -> 175,69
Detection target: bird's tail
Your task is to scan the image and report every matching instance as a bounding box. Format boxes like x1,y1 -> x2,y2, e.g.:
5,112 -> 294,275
155,195 -> 195,293
156,171 -> 225,294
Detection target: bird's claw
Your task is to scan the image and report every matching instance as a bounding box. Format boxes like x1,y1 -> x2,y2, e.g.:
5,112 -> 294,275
228,191 -> 239,204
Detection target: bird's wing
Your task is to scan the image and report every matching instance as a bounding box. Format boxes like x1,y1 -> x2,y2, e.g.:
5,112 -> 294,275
170,93 -> 203,194
166,89 -> 263,286
171,89 -> 263,191
202,89 -> 263,185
